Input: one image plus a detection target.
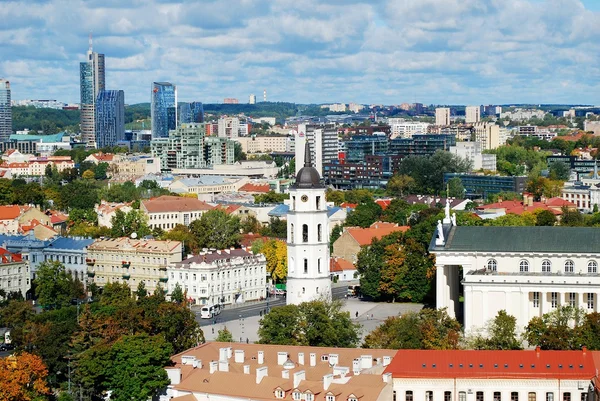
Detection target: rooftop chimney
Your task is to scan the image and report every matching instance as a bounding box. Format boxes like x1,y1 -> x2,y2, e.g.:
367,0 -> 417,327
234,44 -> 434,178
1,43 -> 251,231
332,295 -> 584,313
277,351 -> 288,365
360,355 -> 373,369
167,368 -> 181,385
383,372 -> 392,383
258,351 -> 264,365
256,366 -> 268,384
582,346 -> 587,355
218,360 -> 229,372
309,353 -> 316,367
298,352 -> 305,365
226,347 -> 233,359
235,350 -> 245,363
383,356 -> 392,367
209,361 -> 218,374
293,370 -> 305,388
328,354 -> 339,366
219,348 -> 228,361
282,370 -> 290,379
244,365 -> 250,374
323,373 -> 334,390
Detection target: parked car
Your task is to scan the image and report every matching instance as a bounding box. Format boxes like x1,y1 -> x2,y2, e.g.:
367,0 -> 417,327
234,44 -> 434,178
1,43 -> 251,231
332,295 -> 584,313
0,343 -> 15,351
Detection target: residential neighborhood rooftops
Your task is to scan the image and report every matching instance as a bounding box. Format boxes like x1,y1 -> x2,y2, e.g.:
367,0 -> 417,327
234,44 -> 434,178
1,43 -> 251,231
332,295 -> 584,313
330,257 -> 355,272
239,182 -> 271,193
175,248 -> 259,266
88,237 -> 182,253
47,237 -> 94,250
0,205 -> 23,220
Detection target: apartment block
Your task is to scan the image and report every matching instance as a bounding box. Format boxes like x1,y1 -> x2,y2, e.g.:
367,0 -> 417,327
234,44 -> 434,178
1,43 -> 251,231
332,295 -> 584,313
473,122 -> 500,150
235,136 -> 292,154
141,195 -> 214,231
86,237 -> 182,293
465,106 -> 481,123
435,108 -> 451,126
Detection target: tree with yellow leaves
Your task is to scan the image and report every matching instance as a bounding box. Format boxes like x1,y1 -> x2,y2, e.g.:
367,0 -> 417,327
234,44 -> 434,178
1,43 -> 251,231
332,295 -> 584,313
0,352 -> 50,401
262,239 -> 287,282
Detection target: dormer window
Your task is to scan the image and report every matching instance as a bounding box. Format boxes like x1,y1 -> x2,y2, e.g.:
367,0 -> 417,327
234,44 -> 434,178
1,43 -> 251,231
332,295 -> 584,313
293,391 -> 302,401
306,393 -> 314,401
321,355 -> 329,361
348,397 -> 358,401
327,395 -> 336,401
275,389 -> 285,399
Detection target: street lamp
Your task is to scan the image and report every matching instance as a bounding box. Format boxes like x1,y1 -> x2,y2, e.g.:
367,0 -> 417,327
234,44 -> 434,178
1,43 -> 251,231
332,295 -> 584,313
239,314 -> 244,342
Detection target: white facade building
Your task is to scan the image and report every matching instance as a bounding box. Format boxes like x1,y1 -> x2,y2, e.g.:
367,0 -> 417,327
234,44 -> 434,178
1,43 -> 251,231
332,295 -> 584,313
0,248 -> 29,297
287,142 -> 331,305
218,116 -> 249,138
390,122 -> 430,139
294,124 -> 339,177
431,208 -> 600,333
168,248 -> 267,305
474,122 -> 500,150
449,142 -> 497,171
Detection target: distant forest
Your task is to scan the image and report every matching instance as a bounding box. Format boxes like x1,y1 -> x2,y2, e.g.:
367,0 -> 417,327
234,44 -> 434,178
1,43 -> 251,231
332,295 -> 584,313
11,102 -> 343,134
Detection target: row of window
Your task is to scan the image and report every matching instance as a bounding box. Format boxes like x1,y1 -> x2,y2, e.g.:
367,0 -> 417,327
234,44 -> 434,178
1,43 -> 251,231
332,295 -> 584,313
290,224 -> 323,243
91,254 -> 170,264
399,391 -> 586,401
532,292 -> 596,309
487,259 -> 598,273
169,267 -> 264,281
148,212 -> 204,220
290,195 -> 323,211
290,257 -> 324,274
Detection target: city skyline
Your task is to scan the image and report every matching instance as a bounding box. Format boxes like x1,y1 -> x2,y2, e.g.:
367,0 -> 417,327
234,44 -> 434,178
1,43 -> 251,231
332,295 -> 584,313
1,0 -> 599,105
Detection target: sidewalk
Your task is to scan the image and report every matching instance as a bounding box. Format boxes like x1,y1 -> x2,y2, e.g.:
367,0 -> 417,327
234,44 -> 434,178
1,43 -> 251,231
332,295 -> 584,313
191,295 -> 283,311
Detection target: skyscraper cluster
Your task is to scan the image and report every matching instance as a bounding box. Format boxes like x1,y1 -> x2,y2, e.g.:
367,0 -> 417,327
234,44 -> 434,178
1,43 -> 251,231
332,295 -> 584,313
0,79 -> 11,142
80,37 -> 126,149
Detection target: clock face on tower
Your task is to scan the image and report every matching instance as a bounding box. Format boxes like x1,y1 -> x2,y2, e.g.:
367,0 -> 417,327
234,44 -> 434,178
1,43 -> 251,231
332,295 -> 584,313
301,195 -> 309,202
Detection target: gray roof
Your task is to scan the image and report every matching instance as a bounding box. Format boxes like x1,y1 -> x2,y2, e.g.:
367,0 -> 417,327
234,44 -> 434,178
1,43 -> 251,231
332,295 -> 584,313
432,226 -> 600,254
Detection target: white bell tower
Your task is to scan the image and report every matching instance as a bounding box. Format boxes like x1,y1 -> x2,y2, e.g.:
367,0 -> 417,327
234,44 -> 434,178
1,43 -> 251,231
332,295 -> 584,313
286,141 -> 331,305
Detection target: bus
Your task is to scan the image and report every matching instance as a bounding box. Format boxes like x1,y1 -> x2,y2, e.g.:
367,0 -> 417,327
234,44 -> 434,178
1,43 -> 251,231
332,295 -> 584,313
200,304 -> 222,319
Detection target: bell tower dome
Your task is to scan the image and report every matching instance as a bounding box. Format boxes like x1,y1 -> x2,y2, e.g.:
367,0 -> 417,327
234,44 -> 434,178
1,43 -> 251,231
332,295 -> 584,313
286,141 -> 331,305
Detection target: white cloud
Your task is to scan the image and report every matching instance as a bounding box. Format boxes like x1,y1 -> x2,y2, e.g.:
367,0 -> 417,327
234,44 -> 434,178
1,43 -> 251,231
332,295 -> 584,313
0,0 -> 598,104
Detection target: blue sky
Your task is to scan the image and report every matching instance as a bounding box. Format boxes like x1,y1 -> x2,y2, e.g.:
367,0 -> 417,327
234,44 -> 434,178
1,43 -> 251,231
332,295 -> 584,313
0,0 -> 599,105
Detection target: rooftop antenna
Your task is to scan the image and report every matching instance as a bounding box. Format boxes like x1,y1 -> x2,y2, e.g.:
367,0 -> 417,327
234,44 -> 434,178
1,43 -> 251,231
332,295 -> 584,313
88,32 -> 93,52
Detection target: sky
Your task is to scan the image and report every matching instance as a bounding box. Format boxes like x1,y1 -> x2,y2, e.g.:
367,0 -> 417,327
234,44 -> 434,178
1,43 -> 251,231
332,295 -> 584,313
1,0 -> 599,106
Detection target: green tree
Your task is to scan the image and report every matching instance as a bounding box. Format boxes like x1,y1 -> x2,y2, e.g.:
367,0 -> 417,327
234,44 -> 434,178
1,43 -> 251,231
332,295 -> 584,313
535,209 -> 557,226
524,305 -> 585,350
34,261 -> 83,309
468,310 -> 522,350
325,189 -> 345,205
561,207 -> 585,226
548,161 -> 571,181
110,209 -> 151,238
190,209 -> 241,250
386,174 -> 415,197
135,281 -> 148,299
253,191 -> 289,204
446,176 -> 465,198
105,334 -> 173,401
162,224 -> 198,254
154,303 -> 204,353
362,308 -> 461,349
100,282 -> 132,307
329,224 -> 343,252
345,199 -> 382,228
82,169 -> 95,180
170,283 -> 184,304
259,217 -> 287,239
240,215 -> 261,234
215,327 -> 234,342
258,300 -> 360,347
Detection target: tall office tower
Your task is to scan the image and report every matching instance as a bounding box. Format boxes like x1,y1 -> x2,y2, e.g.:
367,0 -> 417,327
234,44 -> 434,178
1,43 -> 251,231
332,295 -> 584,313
435,107 -> 451,126
95,90 -> 125,149
249,94 -> 256,104
80,38 -> 105,147
151,82 -> 177,138
0,79 -> 12,142
465,106 -> 481,124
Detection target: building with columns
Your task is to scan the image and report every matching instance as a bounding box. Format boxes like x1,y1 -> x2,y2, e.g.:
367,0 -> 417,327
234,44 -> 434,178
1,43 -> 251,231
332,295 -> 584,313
431,205 -> 600,333
286,141 -> 331,305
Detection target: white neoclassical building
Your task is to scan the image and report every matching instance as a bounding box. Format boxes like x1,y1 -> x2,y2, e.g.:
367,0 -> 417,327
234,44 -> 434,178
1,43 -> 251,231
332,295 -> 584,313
431,205 -> 600,333
167,248 -> 267,305
286,141 -> 331,305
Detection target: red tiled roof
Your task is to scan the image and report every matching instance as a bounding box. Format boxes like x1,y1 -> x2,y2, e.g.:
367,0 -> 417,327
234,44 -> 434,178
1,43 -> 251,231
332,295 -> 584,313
0,205 -> 22,220
89,152 -> 114,162
238,183 -> 271,193
546,197 -> 577,208
240,233 -> 271,247
0,248 -> 22,263
340,202 -> 358,209
4,149 -> 17,156
478,198 -> 575,216
375,199 -> 392,210
142,196 -> 214,213
385,349 -> 596,380
346,222 -> 410,246
215,204 -> 242,214
330,257 -> 355,272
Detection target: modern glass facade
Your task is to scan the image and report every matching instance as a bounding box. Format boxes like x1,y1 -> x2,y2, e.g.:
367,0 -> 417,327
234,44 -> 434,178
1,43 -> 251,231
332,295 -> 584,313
0,79 -> 12,142
345,134 -> 389,163
151,82 -> 177,138
444,173 -> 527,199
95,90 -> 125,149
80,47 -> 105,147
179,102 -> 204,124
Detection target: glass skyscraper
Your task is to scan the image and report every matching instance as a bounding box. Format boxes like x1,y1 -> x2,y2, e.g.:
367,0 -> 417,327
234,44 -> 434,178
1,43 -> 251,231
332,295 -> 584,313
95,90 -> 125,149
151,82 -> 177,138
179,102 -> 204,124
80,40 -> 105,147
0,79 -> 11,142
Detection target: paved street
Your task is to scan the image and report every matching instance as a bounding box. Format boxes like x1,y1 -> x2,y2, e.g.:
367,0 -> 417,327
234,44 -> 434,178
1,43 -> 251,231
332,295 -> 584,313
193,285 -> 348,327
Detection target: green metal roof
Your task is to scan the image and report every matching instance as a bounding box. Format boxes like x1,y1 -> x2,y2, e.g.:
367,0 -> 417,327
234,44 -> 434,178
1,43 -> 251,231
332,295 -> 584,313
9,133 -> 67,143
437,226 -> 600,253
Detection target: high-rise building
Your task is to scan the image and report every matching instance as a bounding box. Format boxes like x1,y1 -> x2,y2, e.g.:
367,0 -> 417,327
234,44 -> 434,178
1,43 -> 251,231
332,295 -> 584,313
80,39 -> 105,147
435,107 -> 451,126
0,79 -> 12,142
465,106 -> 481,124
151,82 -> 177,139
218,116 -> 249,139
286,141 -> 331,305
474,122 -> 500,150
295,123 -> 339,176
95,90 -> 125,149
249,94 -> 256,104
179,102 -> 204,124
